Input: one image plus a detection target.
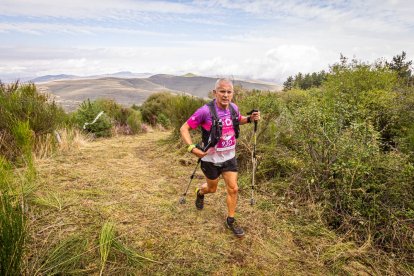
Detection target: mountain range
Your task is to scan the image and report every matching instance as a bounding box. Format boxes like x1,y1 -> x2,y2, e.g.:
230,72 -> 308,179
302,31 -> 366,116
35,73 -> 281,111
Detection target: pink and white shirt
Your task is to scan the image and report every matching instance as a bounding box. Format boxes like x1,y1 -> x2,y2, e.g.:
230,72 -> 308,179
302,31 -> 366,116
187,100 -> 242,163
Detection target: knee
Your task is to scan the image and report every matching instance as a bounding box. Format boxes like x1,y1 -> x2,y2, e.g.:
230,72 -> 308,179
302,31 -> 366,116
227,185 -> 238,195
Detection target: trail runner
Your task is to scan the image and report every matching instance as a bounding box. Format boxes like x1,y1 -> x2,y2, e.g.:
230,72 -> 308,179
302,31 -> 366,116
180,78 -> 260,237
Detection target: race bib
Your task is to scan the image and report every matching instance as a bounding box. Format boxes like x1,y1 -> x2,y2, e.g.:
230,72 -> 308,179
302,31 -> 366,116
216,134 -> 236,152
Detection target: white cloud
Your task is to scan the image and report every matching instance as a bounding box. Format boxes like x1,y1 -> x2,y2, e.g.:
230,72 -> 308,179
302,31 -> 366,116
0,22 -> 183,36
1,0 -> 205,19
1,1 -> 414,83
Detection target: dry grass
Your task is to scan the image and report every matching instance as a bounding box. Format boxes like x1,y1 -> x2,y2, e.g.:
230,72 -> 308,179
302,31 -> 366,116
34,128 -> 91,160
27,131 -> 409,275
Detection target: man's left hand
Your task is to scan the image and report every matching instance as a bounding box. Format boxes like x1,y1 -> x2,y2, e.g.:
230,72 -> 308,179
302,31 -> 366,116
250,111 -> 260,122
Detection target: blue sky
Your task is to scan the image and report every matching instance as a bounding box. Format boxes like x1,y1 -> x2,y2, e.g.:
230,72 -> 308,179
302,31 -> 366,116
1,0 -> 414,83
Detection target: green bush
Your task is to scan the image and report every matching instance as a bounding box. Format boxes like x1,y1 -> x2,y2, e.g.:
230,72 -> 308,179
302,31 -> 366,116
140,92 -> 175,126
0,82 -> 66,160
235,90 -> 283,173
94,98 -> 132,126
74,99 -> 112,137
166,94 -> 206,139
157,113 -> 170,128
0,82 -> 67,135
229,58 -> 414,261
127,110 -> 142,134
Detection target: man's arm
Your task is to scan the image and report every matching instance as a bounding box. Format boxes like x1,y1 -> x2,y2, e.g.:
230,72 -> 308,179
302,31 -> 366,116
239,111 -> 261,125
180,122 -> 207,159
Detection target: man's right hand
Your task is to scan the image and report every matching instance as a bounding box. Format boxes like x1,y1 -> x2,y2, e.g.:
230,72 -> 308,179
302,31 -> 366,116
192,148 -> 208,159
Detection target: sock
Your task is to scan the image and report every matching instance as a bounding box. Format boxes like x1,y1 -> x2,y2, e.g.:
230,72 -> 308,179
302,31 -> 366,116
227,217 -> 235,224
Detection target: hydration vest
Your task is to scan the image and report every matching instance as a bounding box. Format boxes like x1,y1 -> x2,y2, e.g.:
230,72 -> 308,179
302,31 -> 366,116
201,101 -> 240,150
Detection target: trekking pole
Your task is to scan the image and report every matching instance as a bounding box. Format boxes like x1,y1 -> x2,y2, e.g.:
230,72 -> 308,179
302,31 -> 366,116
247,109 -> 259,206
179,143 -> 210,204
179,158 -> 201,204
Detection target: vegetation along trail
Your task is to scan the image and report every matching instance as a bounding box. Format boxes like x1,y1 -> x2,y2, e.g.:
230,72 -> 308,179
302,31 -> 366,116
32,130 -> 372,275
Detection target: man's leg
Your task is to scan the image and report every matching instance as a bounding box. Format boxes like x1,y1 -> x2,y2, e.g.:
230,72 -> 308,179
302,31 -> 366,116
199,177 -> 219,195
222,171 -> 244,237
196,177 -> 218,210
222,171 -> 238,217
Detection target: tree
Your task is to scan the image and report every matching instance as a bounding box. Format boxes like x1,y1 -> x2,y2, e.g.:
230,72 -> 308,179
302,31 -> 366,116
387,51 -> 413,86
283,76 -> 294,91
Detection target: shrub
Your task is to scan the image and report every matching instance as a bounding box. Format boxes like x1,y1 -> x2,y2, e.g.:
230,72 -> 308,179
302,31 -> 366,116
0,82 -> 67,160
94,98 -> 132,126
156,113 -> 170,128
126,110 -> 142,134
236,90 -> 283,173
0,82 -> 67,135
74,99 -> 112,137
238,58 -> 414,261
166,94 -> 206,139
140,92 -> 175,126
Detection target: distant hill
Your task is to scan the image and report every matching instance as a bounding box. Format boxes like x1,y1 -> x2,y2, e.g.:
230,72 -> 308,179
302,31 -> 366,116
30,72 -> 154,83
37,74 -> 280,111
31,74 -> 78,83
148,74 -> 279,98
181,73 -> 198,77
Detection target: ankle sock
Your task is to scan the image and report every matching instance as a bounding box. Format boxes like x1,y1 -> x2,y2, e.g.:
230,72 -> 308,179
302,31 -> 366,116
227,217 -> 235,224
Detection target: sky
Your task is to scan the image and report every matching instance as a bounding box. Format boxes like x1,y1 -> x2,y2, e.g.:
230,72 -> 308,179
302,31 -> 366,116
1,0 -> 414,83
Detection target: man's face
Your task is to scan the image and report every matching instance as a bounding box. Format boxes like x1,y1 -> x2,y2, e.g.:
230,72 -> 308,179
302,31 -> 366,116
214,81 -> 234,108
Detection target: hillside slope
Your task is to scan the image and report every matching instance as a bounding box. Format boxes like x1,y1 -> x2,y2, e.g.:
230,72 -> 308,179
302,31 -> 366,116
32,131 -> 375,274
38,77 -> 180,111
37,75 -> 280,111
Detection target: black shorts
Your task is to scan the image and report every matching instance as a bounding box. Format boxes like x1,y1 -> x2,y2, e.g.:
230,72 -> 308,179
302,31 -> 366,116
200,157 -> 238,180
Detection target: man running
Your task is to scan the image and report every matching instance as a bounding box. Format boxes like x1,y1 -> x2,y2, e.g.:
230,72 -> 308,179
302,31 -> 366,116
180,78 -> 260,237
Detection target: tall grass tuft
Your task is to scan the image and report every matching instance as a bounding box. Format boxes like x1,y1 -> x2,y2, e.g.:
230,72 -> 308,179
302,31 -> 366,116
99,221 -> 116,275
113,240 -> 159,266
0,117 -> 37,275
0,157 -> 26,276
98,221 -> 158,274
33,192 -> 64,211
33,235 -> 88,275
0,192 -> 26,276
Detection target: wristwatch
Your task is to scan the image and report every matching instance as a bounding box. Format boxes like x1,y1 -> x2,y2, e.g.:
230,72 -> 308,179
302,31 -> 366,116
247,116 -> 252,123
187,144 -> 196,153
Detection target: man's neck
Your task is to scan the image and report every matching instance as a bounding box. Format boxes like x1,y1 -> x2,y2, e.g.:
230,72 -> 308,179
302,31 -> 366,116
214,100 -> 229,110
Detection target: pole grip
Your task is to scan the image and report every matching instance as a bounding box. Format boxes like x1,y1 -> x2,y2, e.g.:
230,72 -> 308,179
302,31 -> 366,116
254,121 -> 257,132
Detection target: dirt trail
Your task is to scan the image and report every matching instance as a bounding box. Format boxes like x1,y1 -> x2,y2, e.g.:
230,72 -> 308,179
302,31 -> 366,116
34,131 -> 336,274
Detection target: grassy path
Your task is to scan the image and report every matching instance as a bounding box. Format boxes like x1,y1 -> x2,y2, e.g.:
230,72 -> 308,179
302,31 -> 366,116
32,131 -> 369,275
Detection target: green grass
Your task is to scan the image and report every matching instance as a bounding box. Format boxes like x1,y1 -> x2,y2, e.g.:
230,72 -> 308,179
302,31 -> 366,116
32,235 -> 88,276
0,192 -> 26,276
